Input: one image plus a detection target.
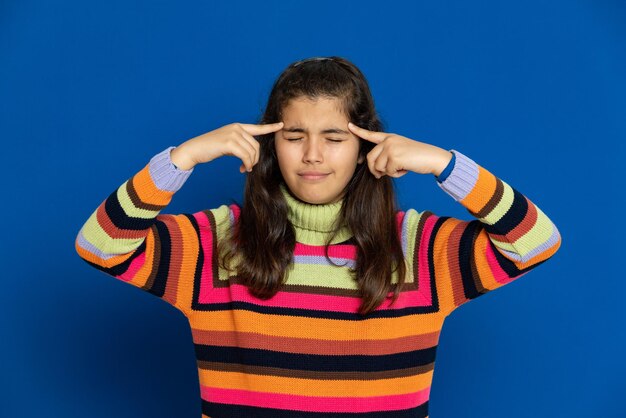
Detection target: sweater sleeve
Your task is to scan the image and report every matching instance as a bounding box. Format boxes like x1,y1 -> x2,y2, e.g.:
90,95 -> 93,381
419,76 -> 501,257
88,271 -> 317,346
74,146 -> 226,316
404,149 -> 562,317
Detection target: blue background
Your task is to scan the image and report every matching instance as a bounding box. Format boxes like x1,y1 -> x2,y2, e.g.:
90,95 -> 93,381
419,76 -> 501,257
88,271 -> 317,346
2,1 -> 624,417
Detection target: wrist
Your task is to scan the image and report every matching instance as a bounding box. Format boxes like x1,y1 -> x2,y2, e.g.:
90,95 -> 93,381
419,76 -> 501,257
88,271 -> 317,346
170,144 -> 196,171
431,148 -> 454,177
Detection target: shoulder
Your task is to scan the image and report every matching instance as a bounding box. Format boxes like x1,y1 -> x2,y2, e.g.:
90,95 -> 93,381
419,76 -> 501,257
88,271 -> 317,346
396,208 -> 425,230
215,203 -> 239,225
191,203 -> 240,238
396,208 -> 440,244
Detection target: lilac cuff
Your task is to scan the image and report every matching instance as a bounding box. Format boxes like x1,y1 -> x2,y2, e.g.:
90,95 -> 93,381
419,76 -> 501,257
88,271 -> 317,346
436,149 -> 479,202
148,146 -> 194,193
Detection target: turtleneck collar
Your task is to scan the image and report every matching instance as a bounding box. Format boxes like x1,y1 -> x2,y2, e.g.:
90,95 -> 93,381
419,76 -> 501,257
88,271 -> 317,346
278,182 -> 353,246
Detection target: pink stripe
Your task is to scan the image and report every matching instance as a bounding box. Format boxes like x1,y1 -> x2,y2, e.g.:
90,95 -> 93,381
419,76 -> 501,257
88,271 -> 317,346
293,242 -> 356,258
208,283 -> 430,311
485,239 -> 527,284
118,251 -> 146,282
195,206 -> 433,310
230,204 -> 241,221
200,385 -> 430,413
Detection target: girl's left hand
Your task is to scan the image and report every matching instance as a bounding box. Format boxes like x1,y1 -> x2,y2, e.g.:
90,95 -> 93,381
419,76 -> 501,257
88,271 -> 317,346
347,122 -> 453,179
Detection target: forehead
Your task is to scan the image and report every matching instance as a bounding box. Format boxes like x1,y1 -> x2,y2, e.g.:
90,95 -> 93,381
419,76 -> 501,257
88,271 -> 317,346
281,96 -> 347,122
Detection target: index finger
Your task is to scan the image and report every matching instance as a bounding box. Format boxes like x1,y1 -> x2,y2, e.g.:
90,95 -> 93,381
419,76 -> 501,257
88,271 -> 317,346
347,122 -> 386,144
240,121 -> 284,136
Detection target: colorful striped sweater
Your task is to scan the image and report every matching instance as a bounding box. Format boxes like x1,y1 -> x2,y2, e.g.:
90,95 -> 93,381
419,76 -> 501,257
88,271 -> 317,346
75,146 -> 561,418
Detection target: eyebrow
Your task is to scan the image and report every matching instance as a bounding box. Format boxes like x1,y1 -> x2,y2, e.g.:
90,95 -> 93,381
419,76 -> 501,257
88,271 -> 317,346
283,126 -> 350,135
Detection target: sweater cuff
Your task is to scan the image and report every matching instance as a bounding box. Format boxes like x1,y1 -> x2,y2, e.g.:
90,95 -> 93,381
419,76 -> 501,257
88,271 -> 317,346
435,151 -> 456,183
148,146 -> 194,193
436,149 -> 479,202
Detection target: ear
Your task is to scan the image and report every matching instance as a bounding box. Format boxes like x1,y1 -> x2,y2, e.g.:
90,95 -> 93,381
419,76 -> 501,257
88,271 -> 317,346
357,153 -> 365,164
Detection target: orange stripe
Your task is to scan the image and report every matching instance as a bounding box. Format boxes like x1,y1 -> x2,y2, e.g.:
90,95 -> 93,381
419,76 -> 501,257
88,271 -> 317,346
189,310 -> 444,338
128,224 -> 157,288
166,214 -> 200,314
461,165 -> 496,212
474,230 -> 502,291
431,218 -> 460,314
132,164 -> 175,206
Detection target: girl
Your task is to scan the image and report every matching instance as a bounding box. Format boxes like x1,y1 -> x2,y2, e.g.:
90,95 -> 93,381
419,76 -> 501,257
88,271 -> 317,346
75,56 -> 561,418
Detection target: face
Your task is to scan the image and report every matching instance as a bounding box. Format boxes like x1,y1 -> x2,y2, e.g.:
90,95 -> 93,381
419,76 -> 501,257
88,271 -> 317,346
275,96 -> 365,205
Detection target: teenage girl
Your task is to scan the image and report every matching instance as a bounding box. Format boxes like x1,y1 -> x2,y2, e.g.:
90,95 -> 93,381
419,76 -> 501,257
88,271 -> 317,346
76,56 -> 561,418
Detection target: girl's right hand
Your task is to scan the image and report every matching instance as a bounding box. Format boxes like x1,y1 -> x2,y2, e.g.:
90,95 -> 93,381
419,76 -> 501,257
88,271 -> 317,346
171,121 -> 284,172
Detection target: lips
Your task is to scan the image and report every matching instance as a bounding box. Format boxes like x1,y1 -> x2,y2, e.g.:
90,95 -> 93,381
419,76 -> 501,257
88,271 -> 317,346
299,171 -> 329,176
298,172 -> 329,180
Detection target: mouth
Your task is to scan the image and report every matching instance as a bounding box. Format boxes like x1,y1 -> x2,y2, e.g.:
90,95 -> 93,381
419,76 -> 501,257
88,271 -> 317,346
298,173 -> 329,180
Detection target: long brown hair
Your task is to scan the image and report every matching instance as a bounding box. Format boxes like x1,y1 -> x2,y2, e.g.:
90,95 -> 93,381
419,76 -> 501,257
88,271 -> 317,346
217,56 -> 408,316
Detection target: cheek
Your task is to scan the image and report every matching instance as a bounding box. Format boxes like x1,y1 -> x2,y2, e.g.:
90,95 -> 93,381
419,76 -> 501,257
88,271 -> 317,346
275,146 -> 294,170
342,146 -> 362,165
274,141 -> 285,160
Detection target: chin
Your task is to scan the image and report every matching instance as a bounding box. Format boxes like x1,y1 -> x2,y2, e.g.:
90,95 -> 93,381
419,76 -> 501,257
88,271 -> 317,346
294,190 -> 329,205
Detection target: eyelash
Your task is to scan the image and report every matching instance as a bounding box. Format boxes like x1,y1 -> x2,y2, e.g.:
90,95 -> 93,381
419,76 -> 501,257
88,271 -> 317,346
286,138 -> 343,143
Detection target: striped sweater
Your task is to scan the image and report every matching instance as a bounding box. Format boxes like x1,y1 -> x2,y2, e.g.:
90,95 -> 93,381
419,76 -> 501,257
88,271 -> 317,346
75,146 -> 561,418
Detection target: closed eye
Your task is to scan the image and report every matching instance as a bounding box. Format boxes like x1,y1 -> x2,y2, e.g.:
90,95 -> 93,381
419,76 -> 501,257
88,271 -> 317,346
286,138 -> 343,143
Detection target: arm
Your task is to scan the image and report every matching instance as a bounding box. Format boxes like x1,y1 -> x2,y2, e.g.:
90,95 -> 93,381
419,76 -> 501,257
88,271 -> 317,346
405,149 -> 562,316
75,122 -> 286,314
74,146 -> 206,315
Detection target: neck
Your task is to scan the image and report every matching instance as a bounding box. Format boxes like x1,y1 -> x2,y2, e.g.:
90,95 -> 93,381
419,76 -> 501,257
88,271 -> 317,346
278,182 -> 353,246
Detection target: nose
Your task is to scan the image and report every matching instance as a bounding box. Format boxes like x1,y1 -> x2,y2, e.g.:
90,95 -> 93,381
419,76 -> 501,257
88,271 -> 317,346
302,137 -> 323,163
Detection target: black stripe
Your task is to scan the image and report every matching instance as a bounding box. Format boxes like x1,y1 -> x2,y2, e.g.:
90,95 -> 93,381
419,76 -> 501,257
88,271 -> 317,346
105,189 -> 154,231
458,220 -> 483,300
484,185 -> 528,235
194,344 -> 437,371
189,300 -> 439,318
147,219 -> 171,298
426,214 -> 446,313
80,239 -> 147,277
202,399 -> 428,418
487,235 -> 537,276
460,220 -> 542,301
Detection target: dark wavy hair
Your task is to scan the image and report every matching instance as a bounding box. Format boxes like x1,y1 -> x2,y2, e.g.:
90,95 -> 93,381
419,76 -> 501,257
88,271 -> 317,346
217,55 -> 408,316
